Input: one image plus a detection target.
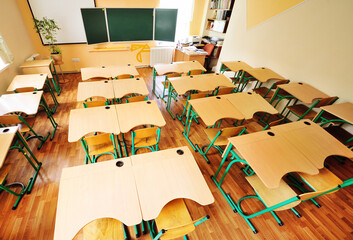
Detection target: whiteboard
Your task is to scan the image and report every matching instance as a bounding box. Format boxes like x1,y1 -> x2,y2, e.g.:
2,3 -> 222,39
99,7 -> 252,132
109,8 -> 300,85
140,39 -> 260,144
28,0 -> 95,44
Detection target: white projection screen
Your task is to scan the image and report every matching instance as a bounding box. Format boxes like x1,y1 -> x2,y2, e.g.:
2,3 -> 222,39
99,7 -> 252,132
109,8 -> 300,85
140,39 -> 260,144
28,0 -> 96,44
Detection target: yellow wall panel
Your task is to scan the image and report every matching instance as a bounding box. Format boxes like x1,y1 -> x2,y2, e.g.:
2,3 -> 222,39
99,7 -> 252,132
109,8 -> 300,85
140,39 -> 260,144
247,0 -> 305,29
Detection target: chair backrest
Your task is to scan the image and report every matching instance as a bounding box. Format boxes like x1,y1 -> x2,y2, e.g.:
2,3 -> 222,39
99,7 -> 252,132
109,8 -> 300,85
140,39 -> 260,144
315,96 -> 339,108
83,133 -> 113,147
83,97 -> 108,108
214,87 -> 235,96
14,87 -> 36,93
269,116 -> 285,127
187,69 -> 204,76
221,126 -> 247,138
82,218 -> 125,240
86,77 -> 109,82
189,92 -> 209,100
125,95 -> 147,103
165,72 -> 182,79
0,115 -> 21,125
203,43 -> 215,56
116,74 -> 133,79
274,79 -> 290,87
133,126 -> 159,139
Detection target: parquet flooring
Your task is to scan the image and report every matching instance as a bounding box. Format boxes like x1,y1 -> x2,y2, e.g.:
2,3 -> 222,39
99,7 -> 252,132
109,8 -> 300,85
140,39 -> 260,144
0,68 -> 353,240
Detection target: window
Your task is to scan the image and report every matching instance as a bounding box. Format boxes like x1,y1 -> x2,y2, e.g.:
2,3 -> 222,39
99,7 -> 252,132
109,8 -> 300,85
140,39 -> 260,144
0,34 -> 14,71
159,0 -> 195,42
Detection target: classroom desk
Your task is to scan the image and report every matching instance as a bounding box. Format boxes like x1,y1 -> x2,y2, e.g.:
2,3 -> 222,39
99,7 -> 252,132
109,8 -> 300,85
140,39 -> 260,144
183,95 -> 245,150
115,100 -> 166,133
54,157 -> 142,240
80,66 -> 111,81
314,102 -> 353,125
0,91 -> 58,140
220,61 -> 253,73
246,67 -> 286,83
0,126 -> 41,209
215,120 -> 353,190
68,105 -> 120,142
20,59 -> 62,95
7,74 -> 59,113
166,73 -> 235,118
107,64 -> 139,78
152,61 -> 206,96
132,146 -> 214,220
275,82 -> 330,105
77,80 -> 114,101
54,147 -> 213,240
174,48 -> 207,66
81,64 -> 139,81
223,92 -> 278,119
0,91 -> 43,116
112,77 -> 149,99
272,82 -> 331,116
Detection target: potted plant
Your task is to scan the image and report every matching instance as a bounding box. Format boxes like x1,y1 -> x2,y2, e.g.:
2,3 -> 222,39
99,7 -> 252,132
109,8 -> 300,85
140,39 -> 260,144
33,17 -> 62,64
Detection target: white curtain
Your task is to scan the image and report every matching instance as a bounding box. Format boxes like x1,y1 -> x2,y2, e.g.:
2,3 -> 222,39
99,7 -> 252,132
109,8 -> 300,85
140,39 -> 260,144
0,33 -> 14,69
159,0 -> 195,42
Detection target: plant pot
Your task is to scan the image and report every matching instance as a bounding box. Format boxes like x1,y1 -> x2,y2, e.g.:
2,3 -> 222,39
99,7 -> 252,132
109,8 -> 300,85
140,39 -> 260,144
51,53 -> 63,65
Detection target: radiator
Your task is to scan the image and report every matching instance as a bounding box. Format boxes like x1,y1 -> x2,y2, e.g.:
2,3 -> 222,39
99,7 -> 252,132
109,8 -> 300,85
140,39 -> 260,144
150,47 -> 174,67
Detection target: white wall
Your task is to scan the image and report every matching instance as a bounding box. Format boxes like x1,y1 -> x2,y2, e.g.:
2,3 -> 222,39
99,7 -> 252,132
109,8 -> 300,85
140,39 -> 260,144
219,0 -> 353,102
0,0 -> 35,94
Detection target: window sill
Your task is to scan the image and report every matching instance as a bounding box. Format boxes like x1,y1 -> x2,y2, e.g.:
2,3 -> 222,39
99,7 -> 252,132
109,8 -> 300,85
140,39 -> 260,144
0,63 -> 11,73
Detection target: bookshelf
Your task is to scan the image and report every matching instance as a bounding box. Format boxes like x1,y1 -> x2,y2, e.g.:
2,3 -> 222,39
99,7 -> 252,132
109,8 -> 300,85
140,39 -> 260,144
205,0 -> 234,34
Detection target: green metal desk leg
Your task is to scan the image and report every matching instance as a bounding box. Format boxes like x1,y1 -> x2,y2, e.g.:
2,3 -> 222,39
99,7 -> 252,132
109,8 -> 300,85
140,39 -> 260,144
50,62 -> 62,95
313,109 -> 324,123
182,105 -> 197,151
45,77 -> 59,114
166,84 -> 175,119
40,97 -> 58,140
152,68 -> 158,98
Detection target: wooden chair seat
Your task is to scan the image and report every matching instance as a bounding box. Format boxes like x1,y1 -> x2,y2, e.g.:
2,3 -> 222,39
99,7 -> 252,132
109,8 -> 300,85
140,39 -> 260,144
88,142 -> 116,156
18,117 -> 36,133
287,104 -> 318,119
324,126 -> 353,146
82,218 -> 125,240
0,165 -> 11,184
244,121 -> 265,133
298,168 -> 343,192
134,135 -> 158,148
253,87 -> 288,99
155,199 -> 195,240
203,128 -> 229,146
246,175 -> 301,211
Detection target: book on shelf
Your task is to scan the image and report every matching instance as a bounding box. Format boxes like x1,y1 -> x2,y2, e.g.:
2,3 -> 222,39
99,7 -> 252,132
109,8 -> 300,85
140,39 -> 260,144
210,0 -> 232,10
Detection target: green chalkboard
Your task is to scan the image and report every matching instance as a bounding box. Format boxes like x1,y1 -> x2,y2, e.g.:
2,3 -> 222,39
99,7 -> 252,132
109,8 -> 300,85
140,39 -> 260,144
81,8 -> 108,44
155,9 -> 178,42
107,8 -> 154,42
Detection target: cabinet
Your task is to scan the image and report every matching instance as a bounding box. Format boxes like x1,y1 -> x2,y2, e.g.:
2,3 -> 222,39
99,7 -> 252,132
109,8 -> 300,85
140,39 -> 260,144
205,0 -> 235,34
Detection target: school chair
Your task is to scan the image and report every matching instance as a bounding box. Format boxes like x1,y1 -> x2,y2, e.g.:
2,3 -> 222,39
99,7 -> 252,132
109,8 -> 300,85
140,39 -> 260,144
83,97 -> 110,108
80,133 -> 120,164
234,167 -> 353,234
196,126 -> 247,164
245,114 -> 285,134
147,199 -> 210,240
0,114 -> 49,150
203,43 -> 215,72
285,96 -> 338,121
131,127 -> 161,155
212,87 -> 236,96
253,79 -> 290,99
187,69 -> 204,76
177,91 -> 211,126
82,218 -> 128,240
160,72 -> 182,102
115,74 -> 134,79
125,95 -> 147,103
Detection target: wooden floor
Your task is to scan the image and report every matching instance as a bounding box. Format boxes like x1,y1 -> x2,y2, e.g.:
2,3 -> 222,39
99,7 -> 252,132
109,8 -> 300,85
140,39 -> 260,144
1,68 -> 353,240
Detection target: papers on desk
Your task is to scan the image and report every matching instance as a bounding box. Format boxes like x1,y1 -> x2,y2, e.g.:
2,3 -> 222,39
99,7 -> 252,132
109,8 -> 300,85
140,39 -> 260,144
180,46 -> 208,55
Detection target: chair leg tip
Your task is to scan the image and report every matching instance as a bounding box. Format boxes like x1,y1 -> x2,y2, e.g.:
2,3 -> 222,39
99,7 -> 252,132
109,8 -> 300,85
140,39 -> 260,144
297,214 -> 302,218
278,222 -> 284,226
253,230 -> 258,234
12,207 -> 17,210
316,204 -> 321,208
